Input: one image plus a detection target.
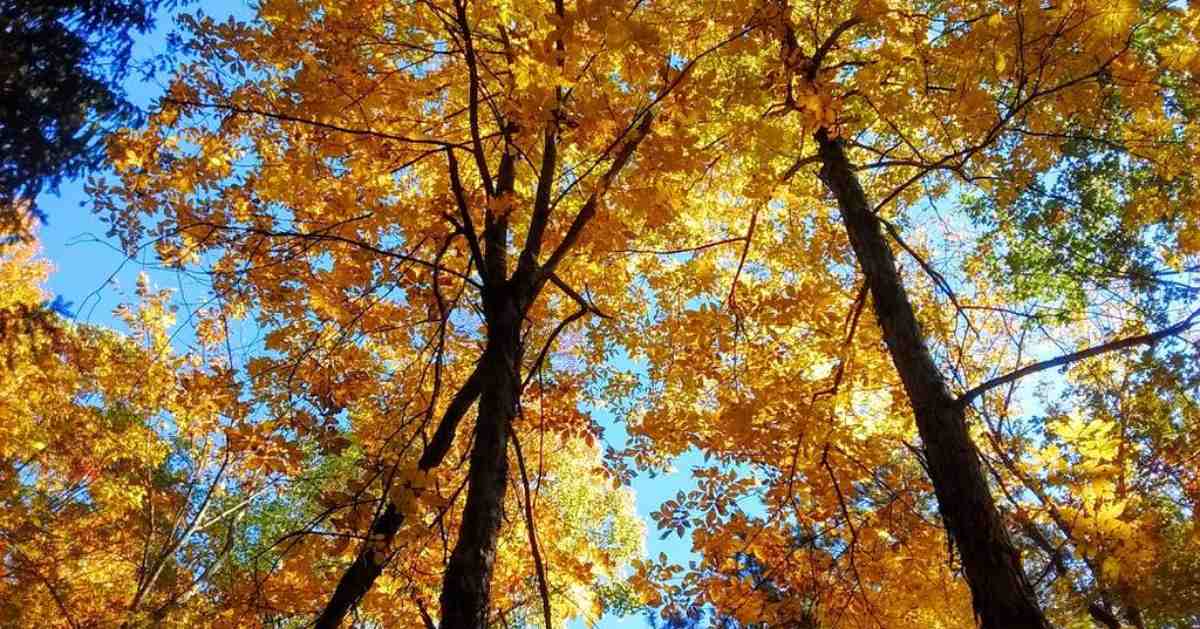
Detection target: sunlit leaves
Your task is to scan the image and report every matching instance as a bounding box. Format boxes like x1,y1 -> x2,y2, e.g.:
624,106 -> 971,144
21,0 -> 1200,625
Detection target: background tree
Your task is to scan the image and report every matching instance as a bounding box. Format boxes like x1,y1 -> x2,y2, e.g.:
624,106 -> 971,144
0,239 -> 259,628
0,0 -> 175,241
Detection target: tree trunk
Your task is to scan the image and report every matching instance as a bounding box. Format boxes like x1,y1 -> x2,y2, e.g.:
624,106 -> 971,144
314,503 -> 405,629
815,129 -> 1050,629
439,296 -> 523,628
1088,601 -> 1121,629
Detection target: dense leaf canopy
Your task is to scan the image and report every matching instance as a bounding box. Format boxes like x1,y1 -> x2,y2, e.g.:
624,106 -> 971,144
3,0 -> 1199,627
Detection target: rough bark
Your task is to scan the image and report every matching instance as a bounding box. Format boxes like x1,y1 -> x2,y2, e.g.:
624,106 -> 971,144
439,295 -> 523,629
815,129 -> 1050,629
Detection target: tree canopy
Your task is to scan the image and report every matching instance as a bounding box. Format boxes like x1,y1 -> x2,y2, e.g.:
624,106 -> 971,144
4,0 -> 1200,627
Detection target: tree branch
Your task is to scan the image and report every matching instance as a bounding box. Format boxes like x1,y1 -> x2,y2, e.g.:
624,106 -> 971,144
315,365 -> 484,628
445,147 -> 487,279
522,307 -> 587,391
164,98 -> 467,148
958,306 -> 1200,407
516,0 -> 566,281
512,432 -> 553,629
806,17 -> 864,82
532,111 -> 654,291
615,237 -> 747,256
549,272 -> 610,319
452,0 -> 494,196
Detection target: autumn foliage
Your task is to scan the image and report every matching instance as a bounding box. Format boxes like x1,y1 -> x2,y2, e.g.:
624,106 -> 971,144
3,0 -> 1200,627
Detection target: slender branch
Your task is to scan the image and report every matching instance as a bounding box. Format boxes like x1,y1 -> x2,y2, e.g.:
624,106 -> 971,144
32,569 -> 79,629
164,98 -> 465,148
820,444 -> 878,619
446,147 -> 487,276
452,0 -> 494,195
516,0 -> 567,280
132,450 -> 229,613
616,237 -> 747,256
726,206 -> 760,312
533,111 -> 654,287
781,154 -> 821,181
549,272 -> 610,319
417,599 -> 437,629
522,307 -> 587,391
184,219 -> 483,289
529,22 -> 755,295
876,216 -> 977,340
812,282 -> 868,402
806,17 -> 864,82
512,432 -> 553,629
958,306 -> 1200,407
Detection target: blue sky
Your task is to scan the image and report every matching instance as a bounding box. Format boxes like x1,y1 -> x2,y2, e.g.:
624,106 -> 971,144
33,3 -> 697,627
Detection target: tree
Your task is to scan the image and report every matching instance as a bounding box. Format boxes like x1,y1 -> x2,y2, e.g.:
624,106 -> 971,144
594,0 -> 1199,627
0,0 -> 172,241
797,3 -> 1197,624
97,0 -> 743,625
0,240 -> 258,627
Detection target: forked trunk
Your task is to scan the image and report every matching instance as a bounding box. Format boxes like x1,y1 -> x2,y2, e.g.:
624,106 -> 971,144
815,129 -> 1050,629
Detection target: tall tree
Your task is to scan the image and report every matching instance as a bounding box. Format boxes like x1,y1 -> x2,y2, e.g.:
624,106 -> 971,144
599,0 -> 1199,627
790,2 -> 1198,623
815,128 -> 1050,627
98,0 -> 739,625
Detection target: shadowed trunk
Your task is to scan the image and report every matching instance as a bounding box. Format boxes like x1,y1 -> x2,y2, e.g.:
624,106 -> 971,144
439,295 -> 523,628
1089,601 -> 1121,629
815,128 -> 1050,629
313,504 -> 405,629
